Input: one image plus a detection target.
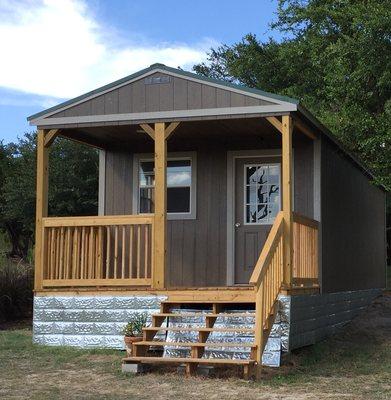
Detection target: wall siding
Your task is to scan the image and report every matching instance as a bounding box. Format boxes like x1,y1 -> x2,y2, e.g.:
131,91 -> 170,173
321,138 -> 386,292
50,73 -> 275,118
103,139 -> 313,287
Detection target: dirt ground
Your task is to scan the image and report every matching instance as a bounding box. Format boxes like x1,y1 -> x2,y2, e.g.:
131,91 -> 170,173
0,294 -> 390,400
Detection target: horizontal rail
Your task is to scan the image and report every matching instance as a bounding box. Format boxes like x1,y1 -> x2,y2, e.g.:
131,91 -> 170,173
249,211 -> 284,287
42,278 -> 151,287
43,214 -> 153,227
292,212 -> 319,229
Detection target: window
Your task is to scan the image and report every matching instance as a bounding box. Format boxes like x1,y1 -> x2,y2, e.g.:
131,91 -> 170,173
244,163 -> 280,225
136,153 -> 196,219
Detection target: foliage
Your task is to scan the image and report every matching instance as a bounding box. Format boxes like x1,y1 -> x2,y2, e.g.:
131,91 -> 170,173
0,256 -> 33,321
0,133 -> 99,258
122,313 -> 149,337
194,0 -> 391,191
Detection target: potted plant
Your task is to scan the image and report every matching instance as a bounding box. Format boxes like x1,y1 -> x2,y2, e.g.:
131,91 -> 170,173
123,312 -> 149,356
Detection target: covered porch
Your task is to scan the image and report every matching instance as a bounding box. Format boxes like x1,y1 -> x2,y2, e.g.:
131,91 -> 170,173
34,116 -> 320,294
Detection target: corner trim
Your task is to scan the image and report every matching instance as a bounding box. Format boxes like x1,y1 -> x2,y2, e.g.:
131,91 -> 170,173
98,150 -> 106,216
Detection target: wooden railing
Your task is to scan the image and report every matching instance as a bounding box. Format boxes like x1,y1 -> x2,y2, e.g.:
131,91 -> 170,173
41,215 -> 154,287
292,212 -> 319,286
249,211 -> 284,363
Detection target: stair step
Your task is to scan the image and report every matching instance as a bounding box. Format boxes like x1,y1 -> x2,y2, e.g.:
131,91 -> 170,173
152,312 -> 255,318
135,341 -> 256,348
162,300 -> 255,304
143,327 -> 254,333
123,356 -> 255,365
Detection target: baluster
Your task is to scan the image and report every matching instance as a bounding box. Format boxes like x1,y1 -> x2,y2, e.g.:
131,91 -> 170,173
97,226 -> 103,279
80,227 -> 85,279
129,225 -> 133,278
105,226 -> 110,279
144,225 -> 149,279
121,225 -> 126,279
59,227 -> 65,279
114,226 -> 118,279
136,225 -> 141,279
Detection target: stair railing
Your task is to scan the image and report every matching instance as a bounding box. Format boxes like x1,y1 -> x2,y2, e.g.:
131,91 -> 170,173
249,211 -> 284,364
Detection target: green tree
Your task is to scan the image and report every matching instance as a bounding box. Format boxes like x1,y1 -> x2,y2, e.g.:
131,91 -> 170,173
194,0 -> 391,190
0,133 -> 98,258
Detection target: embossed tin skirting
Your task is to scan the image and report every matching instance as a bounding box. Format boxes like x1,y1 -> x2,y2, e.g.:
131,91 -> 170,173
33,295 -> 167,349
33,288 -> 379,367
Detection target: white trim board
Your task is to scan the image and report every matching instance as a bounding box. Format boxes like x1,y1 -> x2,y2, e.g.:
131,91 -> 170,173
132,151 -> 197,221
30,104 -> 297,127
98,150 -> 106,216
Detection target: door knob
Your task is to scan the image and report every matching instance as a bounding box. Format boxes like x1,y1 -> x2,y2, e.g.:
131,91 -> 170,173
235,222 -> 241,228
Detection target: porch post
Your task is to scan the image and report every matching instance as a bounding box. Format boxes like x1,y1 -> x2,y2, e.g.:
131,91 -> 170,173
282,115 -> 293,287
153,122 -> 167,289
34,129 -> 49,290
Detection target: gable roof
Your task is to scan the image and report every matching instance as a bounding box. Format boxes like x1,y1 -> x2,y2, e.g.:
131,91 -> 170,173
27,63 -> 298,123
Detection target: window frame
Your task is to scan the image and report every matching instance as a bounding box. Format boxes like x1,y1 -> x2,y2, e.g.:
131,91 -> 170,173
133,151 -> 197,220
243,162 -> 281,226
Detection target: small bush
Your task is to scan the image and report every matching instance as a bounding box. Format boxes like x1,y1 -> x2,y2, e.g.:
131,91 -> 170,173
0,257 -> 33,321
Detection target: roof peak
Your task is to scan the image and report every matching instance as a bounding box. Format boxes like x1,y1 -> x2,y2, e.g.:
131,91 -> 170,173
150,63 -> 166,68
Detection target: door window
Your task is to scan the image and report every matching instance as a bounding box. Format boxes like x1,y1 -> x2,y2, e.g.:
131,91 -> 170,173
244,163 -> 280,224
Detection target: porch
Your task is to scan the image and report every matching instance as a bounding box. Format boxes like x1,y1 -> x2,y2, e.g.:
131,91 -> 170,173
35,118 -> 320,295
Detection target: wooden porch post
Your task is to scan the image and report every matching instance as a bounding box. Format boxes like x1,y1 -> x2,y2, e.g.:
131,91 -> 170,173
153,122 -> 167,289
282,115 -> 293,287
34,129 -> 49,290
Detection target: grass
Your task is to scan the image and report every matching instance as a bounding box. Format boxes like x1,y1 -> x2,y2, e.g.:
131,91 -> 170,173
0,294 -> 390,400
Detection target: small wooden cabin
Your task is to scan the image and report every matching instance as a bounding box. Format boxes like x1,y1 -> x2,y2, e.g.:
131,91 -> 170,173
29,64 -> 386,377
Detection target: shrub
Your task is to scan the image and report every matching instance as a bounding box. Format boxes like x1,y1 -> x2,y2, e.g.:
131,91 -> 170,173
123,312 -> 149,337
0,257 -> 33,321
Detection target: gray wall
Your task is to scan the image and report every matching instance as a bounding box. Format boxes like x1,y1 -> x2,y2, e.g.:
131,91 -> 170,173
321,138 -> 386,292
51,72 -> 274,118
102,137 -> 314,288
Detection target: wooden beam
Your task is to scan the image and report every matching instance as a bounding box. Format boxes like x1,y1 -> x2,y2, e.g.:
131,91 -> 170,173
44,129 -> 60,147
282,115 -> 293,287
164,122 -> 180,140
265,116 -> 282,133
139,124 -> 155,140
34,129 -> 49,290
293,118 -> 316,140
153,122 -> 167,289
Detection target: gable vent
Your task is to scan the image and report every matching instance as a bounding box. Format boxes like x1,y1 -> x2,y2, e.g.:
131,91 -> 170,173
145,75 -> 171,85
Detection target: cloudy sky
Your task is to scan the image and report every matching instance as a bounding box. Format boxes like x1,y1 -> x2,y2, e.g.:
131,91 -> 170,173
0,0 -> 279,142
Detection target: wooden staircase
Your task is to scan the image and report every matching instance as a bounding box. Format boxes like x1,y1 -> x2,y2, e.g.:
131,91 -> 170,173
122,299 -> 278,379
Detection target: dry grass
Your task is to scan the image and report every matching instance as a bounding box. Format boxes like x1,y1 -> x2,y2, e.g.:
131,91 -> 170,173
0,294 -> 390,400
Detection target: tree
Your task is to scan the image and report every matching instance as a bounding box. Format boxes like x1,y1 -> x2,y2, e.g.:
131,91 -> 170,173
0,133 -> 98,258
194,0 -> 391,190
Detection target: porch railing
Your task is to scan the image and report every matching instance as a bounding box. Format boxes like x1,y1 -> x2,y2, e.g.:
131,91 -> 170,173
249,211 -> 284,362
249,211 -> 319,365
292,212 -> 319,286
41,215 -> 154,287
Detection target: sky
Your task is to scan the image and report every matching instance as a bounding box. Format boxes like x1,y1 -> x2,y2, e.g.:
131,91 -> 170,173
0,0 -> 281,143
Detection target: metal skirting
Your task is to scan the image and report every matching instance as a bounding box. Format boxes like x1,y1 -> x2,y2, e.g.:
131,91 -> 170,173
288,288 -> 381,350
33,295 -> 167,348
32,288 -> 381,366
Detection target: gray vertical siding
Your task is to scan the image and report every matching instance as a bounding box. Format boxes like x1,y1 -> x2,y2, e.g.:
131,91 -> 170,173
102,139 -> 314,287
104,151 -> 133,215
321,138 -> 386,292
50,73 -> 275,118
294,140 -> 314,218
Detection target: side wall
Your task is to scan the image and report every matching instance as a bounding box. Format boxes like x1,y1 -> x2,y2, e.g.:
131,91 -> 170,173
321,138 -> 386,292
101,138 -> 314,287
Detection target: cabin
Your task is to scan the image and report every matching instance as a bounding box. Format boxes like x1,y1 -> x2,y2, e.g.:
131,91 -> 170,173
28,64 -> 386,378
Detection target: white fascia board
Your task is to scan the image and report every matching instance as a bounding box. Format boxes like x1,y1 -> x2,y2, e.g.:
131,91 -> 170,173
31,104 -> 297,127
